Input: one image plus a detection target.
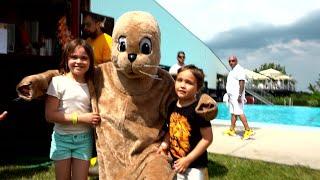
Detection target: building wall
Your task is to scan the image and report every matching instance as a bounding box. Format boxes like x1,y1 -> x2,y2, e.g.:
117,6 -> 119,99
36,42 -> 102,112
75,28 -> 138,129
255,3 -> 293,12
91,0 -> 228,89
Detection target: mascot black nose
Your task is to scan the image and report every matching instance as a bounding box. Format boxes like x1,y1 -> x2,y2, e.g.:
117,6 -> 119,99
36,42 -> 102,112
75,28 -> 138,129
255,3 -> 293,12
128,53 -> 137,62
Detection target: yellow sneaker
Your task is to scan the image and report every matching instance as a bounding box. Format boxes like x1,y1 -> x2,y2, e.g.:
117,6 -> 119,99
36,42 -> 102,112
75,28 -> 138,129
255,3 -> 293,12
90,157 -> 97,167
89,157 -> 99,176
242,129 -> 254,140
224,129 -> 236,136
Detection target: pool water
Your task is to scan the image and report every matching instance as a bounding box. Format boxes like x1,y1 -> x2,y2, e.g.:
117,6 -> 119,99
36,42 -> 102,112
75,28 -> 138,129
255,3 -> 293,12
216,103 -> 320,127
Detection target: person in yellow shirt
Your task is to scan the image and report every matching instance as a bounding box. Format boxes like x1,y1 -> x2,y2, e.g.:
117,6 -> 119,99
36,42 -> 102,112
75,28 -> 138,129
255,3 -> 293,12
82,12 -> 112,65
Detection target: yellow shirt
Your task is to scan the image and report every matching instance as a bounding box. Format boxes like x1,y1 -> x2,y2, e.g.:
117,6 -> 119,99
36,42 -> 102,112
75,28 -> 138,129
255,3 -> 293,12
88,33 -> 112,65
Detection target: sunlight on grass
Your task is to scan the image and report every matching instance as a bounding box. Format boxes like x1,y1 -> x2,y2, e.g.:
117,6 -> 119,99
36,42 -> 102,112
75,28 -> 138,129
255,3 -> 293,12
208,153 -> 320,179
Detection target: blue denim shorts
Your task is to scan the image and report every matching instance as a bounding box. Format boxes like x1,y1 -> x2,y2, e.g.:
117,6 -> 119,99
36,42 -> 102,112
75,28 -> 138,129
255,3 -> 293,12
50,131 -> 93,161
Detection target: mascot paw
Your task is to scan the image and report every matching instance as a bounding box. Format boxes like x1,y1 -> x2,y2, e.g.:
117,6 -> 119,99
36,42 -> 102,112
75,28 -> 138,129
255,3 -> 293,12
195,94 -> 218,121
16,70 -> 59,101
16,80 -> 34,101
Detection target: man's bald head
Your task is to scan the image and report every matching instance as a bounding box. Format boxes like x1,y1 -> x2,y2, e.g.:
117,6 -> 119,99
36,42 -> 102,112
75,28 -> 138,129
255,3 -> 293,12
228,55 -> 238,69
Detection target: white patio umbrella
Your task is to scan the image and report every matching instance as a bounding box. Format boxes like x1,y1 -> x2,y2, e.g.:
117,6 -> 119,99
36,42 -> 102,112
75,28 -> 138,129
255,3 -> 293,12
245,69 -> 270,80
274,74 -> 292,80
259,68 -> 283,79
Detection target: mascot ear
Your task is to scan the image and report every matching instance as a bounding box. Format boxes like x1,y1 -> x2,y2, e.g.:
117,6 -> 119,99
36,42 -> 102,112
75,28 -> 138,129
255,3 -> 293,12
195,94 -> 218,121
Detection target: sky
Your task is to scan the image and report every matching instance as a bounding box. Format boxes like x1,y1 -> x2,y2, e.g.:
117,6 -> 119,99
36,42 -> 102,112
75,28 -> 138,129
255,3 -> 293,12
156,0 -> 320,91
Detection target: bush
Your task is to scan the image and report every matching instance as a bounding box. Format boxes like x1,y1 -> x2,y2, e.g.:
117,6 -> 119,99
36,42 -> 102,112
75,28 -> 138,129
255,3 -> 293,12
307,99 -> 318,106
271,92 -> 320,107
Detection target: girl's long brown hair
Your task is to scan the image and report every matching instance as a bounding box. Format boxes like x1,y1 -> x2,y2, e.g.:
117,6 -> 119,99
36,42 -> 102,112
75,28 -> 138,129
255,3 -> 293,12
59,39 -> 95,82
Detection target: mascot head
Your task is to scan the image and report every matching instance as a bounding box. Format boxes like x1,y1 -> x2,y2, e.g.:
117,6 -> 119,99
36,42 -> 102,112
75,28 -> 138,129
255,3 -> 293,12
112,11 -> 161,79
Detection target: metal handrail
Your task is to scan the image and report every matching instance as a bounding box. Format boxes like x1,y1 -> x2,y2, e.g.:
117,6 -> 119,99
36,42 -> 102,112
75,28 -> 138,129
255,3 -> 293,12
245,88 -> 273,105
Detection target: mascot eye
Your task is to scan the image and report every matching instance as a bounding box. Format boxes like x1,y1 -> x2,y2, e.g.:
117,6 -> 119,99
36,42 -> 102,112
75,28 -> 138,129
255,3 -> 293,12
139,38 -> 152,54
118,36 -> 127,52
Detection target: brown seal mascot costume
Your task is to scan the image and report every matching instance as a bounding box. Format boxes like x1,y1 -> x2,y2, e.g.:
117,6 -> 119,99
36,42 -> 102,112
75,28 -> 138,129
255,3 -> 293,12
16,11 -> 217,179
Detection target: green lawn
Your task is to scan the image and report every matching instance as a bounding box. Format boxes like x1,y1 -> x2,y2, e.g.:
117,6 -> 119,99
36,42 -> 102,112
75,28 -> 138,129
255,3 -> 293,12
1,153 -> 319,179
208,153 -> 320,180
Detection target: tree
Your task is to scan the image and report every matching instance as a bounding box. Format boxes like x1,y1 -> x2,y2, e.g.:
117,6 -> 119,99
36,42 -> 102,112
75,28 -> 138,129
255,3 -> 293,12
308,74 -> 320,93
253,63 -> 286,74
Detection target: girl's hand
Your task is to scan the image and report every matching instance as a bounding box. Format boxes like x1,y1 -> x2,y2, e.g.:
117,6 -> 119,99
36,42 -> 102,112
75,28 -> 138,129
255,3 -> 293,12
173,157 -> 191,173
78,113 -> 100,125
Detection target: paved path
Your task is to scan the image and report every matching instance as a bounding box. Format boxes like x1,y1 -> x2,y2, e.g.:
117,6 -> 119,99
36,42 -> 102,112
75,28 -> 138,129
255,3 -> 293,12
207,120 -> 320,170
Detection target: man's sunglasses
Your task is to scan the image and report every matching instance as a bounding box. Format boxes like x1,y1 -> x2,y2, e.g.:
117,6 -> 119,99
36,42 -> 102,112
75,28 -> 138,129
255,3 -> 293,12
178,55 -> 185,59
229,59 -> 236,63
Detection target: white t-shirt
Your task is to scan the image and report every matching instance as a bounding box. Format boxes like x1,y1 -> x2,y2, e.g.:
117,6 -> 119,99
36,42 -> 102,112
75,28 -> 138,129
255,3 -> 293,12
226,64 -> 246,99
169,63 -> 183,76
46,75 -> 92,135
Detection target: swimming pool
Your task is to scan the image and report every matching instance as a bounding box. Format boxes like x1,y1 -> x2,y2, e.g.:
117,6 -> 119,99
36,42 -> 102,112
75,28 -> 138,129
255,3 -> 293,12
216,103 -> 320,127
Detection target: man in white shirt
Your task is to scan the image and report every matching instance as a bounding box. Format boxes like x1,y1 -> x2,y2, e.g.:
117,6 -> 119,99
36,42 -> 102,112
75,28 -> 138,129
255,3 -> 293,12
224,55 -> 254,140
169,51 -> 185,79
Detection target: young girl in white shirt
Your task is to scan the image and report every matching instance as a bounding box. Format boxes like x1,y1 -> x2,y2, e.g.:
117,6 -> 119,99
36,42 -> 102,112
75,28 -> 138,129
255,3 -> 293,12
45,39 -> 100,180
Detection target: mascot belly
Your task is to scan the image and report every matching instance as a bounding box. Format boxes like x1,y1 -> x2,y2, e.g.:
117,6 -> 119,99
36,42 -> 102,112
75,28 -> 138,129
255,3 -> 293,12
94,63 -> 175,179
89,11 -> 176,179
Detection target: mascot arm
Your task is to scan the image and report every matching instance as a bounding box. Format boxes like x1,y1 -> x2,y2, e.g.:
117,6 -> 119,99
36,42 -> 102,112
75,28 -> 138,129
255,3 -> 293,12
195,94 -> 218,121
16,70 -> 59,101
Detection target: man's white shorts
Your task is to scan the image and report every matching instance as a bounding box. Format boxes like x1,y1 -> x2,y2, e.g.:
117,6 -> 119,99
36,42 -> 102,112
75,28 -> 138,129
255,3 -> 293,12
229,99 -> 244,115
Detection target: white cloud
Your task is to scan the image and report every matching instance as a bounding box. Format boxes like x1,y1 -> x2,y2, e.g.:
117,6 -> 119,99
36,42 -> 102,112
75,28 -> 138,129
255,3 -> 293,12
241,39 -> 320,91
156,0 -> 320,40
156,0 -> 320,91
267,39 -> 308,55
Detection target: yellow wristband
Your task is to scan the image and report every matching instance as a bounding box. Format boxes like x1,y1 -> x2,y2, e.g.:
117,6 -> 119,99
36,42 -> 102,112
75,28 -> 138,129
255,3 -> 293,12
71,112 -> 78,125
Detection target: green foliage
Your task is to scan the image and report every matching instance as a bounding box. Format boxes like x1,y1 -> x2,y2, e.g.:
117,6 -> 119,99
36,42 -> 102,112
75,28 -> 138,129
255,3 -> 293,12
271,92 -> 320,107
253,62 -> 286,74
308,74 -> 320,93
307,99 -> 319,106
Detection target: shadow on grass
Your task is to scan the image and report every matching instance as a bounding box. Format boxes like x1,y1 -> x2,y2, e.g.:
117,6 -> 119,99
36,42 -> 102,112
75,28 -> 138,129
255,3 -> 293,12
208,159 -> 228,178
0,156 -> 53,179
0,156 -> 51,166
0,163 -> 51,179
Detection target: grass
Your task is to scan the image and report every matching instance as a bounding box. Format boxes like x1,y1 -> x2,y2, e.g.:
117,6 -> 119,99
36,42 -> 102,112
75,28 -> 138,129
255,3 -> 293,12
0,157 -> 54,180
208,153 -> 320,180
0,153 -> 319,179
